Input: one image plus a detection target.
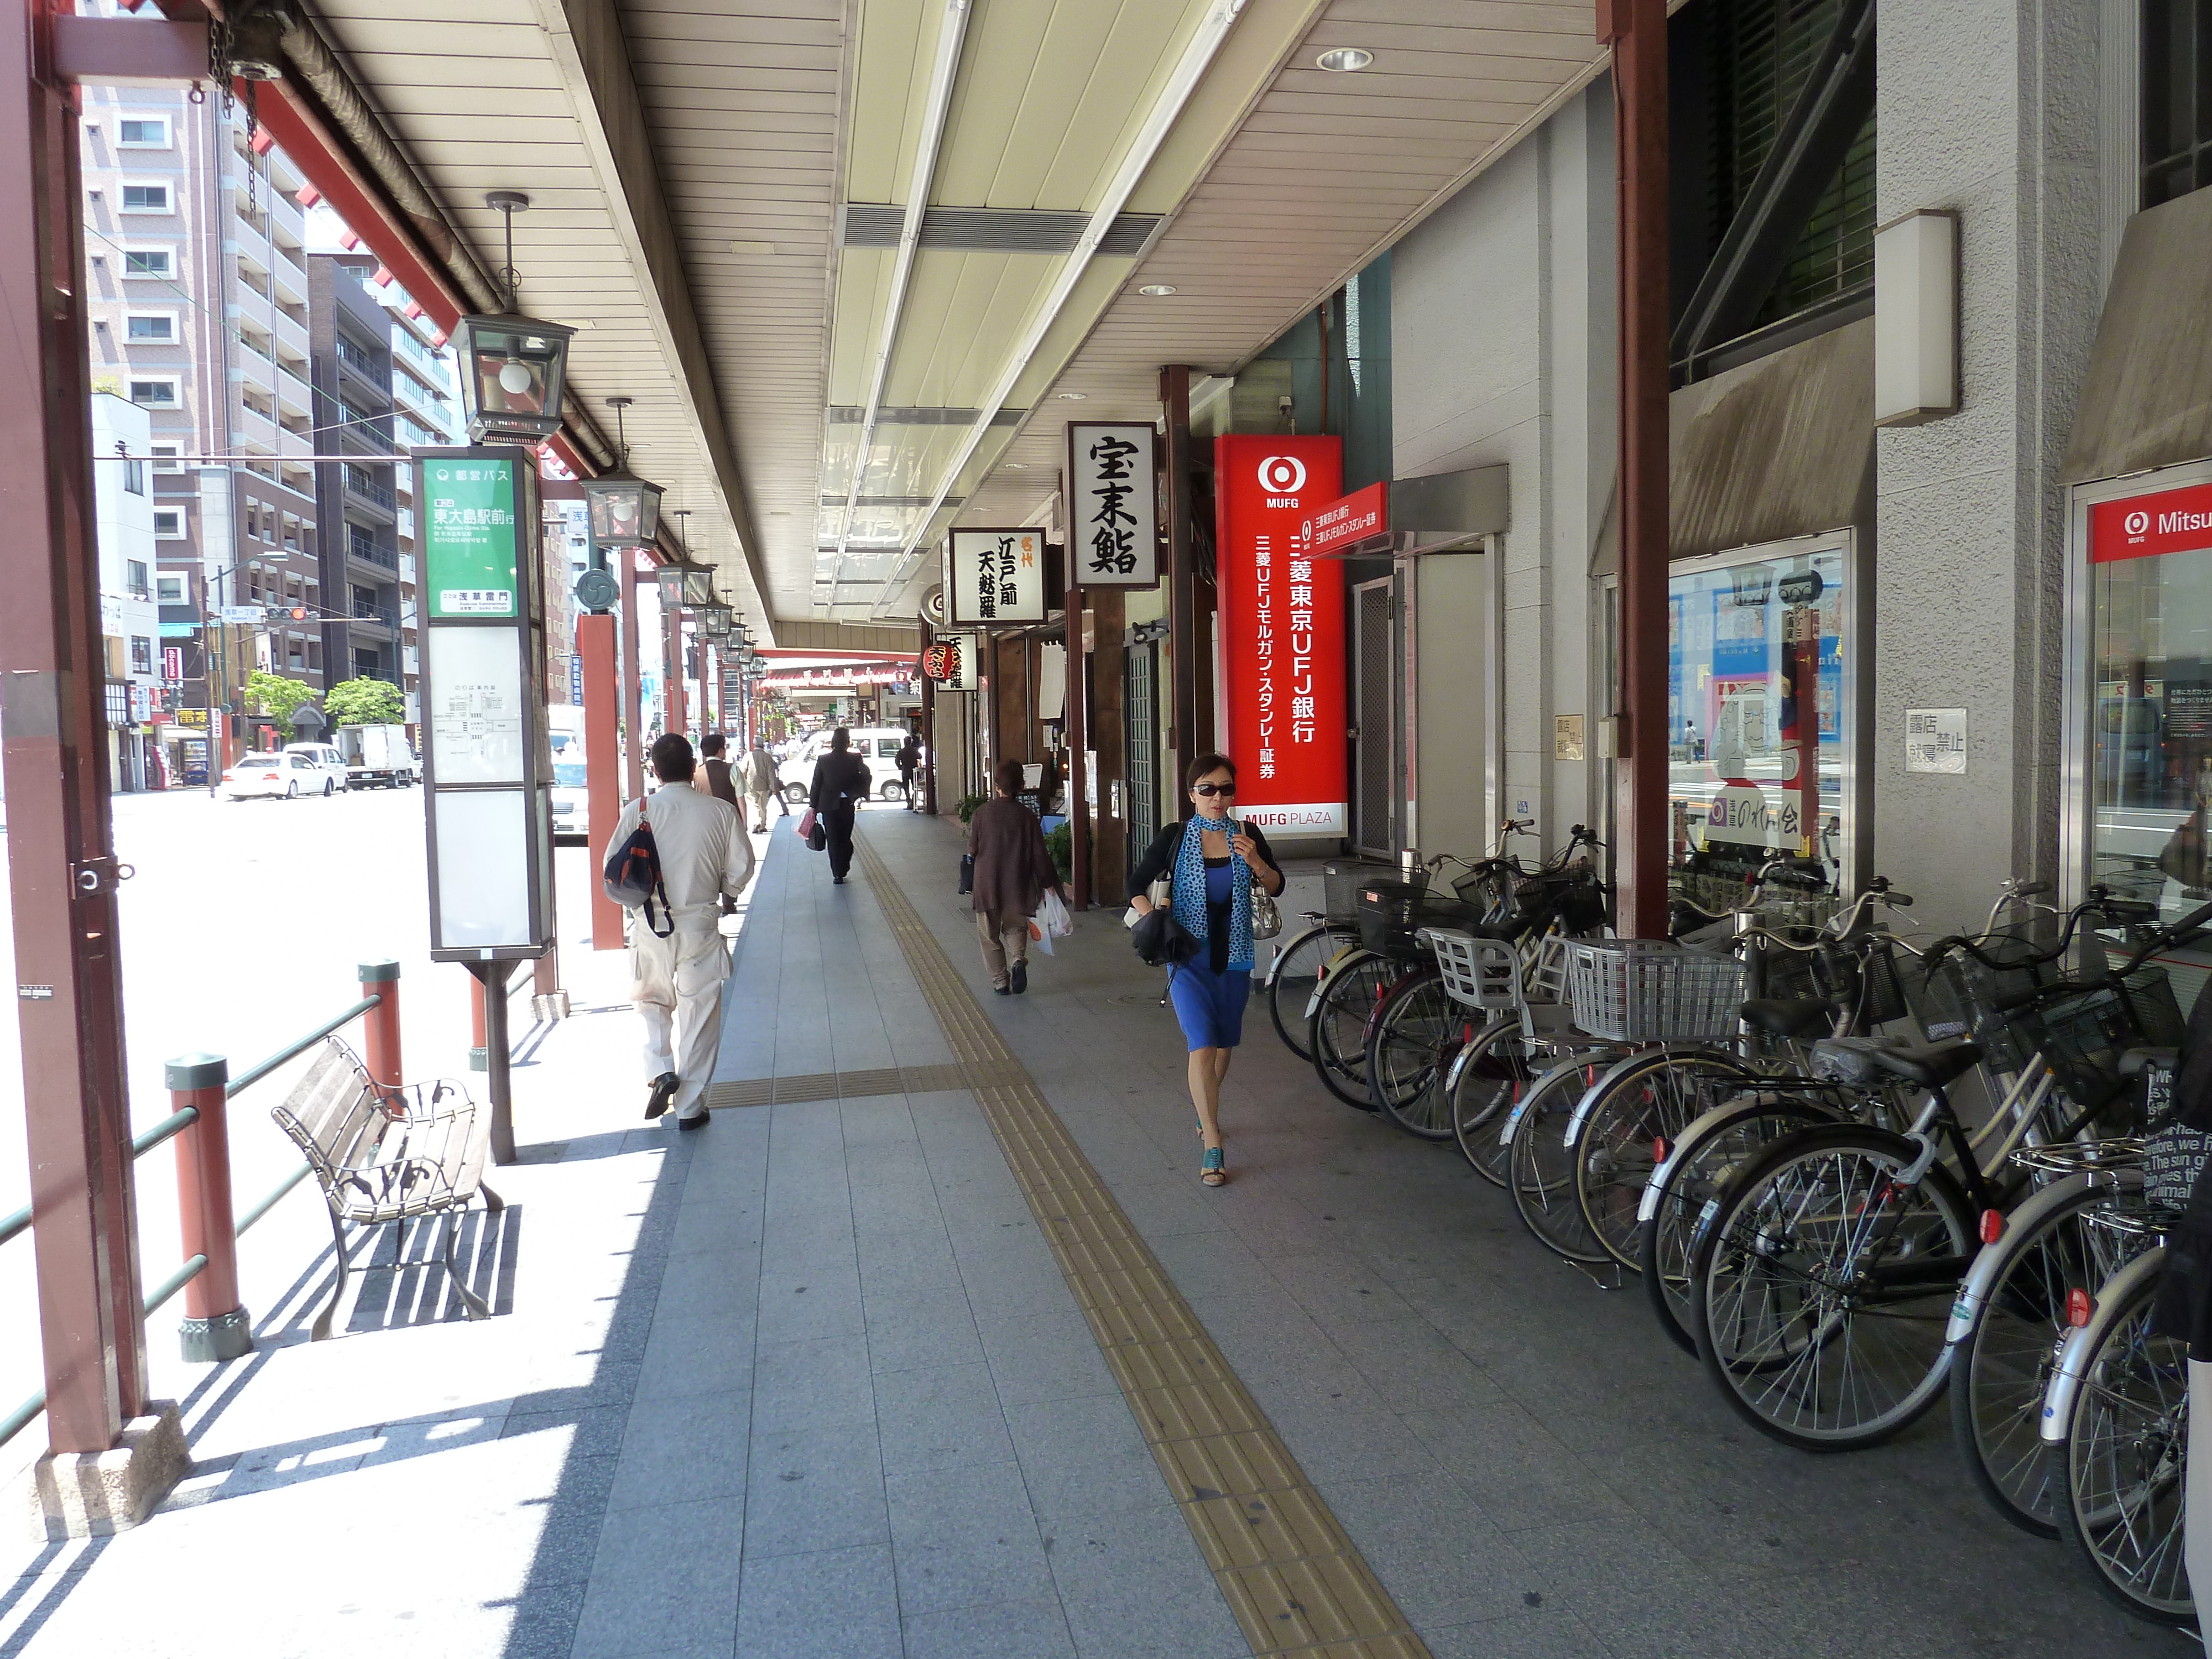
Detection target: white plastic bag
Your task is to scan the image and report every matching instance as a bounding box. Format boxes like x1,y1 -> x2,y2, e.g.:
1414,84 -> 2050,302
1029,889 -> 1072,956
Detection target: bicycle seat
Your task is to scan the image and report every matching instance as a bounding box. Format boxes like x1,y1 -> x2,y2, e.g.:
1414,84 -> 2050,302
1809,1036 -> 1982,1090
2120,1046 -> 2178,1078
1739,998 -> 1832,1039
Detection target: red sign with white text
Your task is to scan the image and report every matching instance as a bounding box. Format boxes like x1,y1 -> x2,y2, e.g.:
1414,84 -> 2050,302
2091,480 -> 2212,563
1214,435 -> 1346,837
1304,482 -> 1387,556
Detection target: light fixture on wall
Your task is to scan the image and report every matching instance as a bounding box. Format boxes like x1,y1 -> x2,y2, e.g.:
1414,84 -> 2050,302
1315,47 -> 1374,72
1874,209 -> 1959,427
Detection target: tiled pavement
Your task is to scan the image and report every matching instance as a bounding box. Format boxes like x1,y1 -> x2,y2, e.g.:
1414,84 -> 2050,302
0,806 -> 2171,1658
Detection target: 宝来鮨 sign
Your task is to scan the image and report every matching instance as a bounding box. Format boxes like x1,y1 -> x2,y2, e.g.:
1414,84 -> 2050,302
1214,435 -> 1346,837
1067,422 -> 1157,587
1303,482 -> 1386,557
2091,480 -> 2212,563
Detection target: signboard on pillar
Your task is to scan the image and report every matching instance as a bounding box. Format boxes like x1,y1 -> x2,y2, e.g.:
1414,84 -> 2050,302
947,528 -> 1046,625
415,447 -> 555,962
1067,423 -> 1158,587
1214,436 -> 1347,837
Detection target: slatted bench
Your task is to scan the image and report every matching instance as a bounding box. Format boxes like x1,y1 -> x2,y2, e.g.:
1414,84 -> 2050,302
270,1037 -> 504,1340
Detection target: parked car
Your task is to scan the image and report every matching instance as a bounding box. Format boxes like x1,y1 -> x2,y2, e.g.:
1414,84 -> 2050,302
551,759 -> 590,845
282,742 -> 350,795
336,722 -> 418,787
225,751 -> 321,800
776,726 -> 923,804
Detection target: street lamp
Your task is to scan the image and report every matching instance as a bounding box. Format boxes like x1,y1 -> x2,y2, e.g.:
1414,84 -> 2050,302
655,559 -> 717,609
700,602 -> 733,639
452,194 -> 574,445
580,396 -> 664,547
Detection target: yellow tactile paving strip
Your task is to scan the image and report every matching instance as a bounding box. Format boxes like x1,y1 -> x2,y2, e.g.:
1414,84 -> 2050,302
854,833 -> 1433,1659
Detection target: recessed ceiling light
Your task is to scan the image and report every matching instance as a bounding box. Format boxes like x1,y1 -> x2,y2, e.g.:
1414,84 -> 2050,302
728,239 -> 776,257
1138,284 -> 1177,296
1316,47 -> 1374,72
769,510 -> 792,516
1003,462 -> 1030,469
1055,392 -> 1087,400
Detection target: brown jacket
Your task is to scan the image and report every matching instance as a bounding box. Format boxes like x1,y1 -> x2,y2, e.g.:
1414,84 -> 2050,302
966,795 -> 1059,916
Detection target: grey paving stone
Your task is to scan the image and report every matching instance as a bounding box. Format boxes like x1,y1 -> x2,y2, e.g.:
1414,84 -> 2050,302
974,1307 -> 1119,1408
855,1223 -> 963,1298
900,1595 -> 1079,1659
606,1387 -> 752,1511
1421,1609 -> 1620,1659
1317,1472 -> 1540,1628
1146,1228 -> 1280,1301
1265,1246 -> 1421,1328
571,1497 -> 743,1656
743,1424 -> 889,1559
872,1360 -> 1016,1475
1401,1401 -> 1641,1532
754,1261 -> 866,1344
1336,1316 -> 1511,1413
733,1542 -> 900,1659
751,1333 -> 874,1434
637,1304 -> 759,1402
953,1246 -> 1081,1323
862,1282 -> 985,1374
1256,1376 -> 1447,1488
1040,1502 -> 1247,1659
1002,1392 -> 1167,1521
884,1460 -> 1057,1616
499,1404 -> 630,1460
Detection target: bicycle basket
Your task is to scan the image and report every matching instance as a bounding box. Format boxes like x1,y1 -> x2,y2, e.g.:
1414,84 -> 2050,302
1426,928 -> 1519,1013
2003,967 -> 2186,1118
1811,939 -> 1910,1028
1915,935 -> 2053,1073
1326,861 -> 1406,926
1563,940 -> 1746,1044
1357,881 -> 1480,961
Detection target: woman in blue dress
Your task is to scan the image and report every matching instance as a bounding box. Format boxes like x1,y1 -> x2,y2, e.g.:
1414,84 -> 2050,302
1126,754 -> 1285,1186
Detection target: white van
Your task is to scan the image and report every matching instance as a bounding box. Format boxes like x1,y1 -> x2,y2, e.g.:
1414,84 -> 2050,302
776,727 -> 922,804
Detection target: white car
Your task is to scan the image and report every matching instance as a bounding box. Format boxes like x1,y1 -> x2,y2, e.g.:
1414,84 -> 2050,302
778,727 -> 924,804
283,742 -> 349,795
223,751 -> 323,800
551,758 -> 590,845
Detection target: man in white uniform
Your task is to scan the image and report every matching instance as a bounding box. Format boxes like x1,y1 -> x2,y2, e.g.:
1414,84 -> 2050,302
604,733 -> 754,1129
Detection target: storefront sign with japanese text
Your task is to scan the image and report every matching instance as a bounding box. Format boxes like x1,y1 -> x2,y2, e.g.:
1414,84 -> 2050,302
2091,479 -> 2212,563
1066,422 -> 1157,587
1302,482 -> 1386,557
947,528 -> 1046,625
1214,435 -> 1347,837
424,456 -> 520,617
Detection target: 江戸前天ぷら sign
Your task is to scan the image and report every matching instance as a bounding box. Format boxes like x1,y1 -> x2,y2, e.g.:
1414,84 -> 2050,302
947,528 -> 1046,625
425,457 -> 520,618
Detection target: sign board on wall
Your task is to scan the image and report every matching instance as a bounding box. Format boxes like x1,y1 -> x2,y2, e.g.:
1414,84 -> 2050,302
947,528 -> 1047,624
2091,481 -> 2212,562
1904,708 -> 1966,774
423,458 -> 521,617
1303,482 -> 1387,557
1066,423 -> 1157,587
1214,435 -> 1347,837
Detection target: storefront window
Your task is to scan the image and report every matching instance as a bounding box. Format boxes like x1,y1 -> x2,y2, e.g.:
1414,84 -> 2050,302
1667,544 -> 1848,904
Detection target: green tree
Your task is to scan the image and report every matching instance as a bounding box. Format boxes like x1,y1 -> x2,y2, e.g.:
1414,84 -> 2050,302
325,676 -> 405,725
245,669 -> 315,730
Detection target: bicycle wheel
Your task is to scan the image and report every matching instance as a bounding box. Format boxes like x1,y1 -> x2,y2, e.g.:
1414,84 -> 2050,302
1691,1124 -> 1974,1451
1952,1180 -> 2140,1538
1571,1050 -> 1751,1272
2050,1252 -> 2194,1625
1367,971 -> 1467,1141
1637,1092 -> 1846,1357
1308,948 -> 1394,1112
1450,1020 -> 1531,1186
1505,1056 -> 1615,1265
1267,924 -> 1358,1060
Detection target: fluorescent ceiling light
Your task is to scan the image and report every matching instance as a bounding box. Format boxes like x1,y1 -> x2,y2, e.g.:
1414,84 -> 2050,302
1003,462 -> 1029,469
728,240 -> 776,256
1138,284 -> 1177,296
1055,392 -> 1087,400
1316,47 -> 1373,72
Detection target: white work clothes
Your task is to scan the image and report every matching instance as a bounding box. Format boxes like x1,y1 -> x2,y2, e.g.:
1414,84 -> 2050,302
603,781 -> 754,1120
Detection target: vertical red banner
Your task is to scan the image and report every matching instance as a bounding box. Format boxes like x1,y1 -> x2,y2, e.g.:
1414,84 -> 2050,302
1213,435 -> 1346,837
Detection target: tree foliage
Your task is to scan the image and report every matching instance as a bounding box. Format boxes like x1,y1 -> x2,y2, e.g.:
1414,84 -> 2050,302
325,676 -> 405,725
245,669 -> 315,729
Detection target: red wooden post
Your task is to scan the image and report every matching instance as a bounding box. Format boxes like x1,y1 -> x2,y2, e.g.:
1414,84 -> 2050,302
358,959 -> 401,1105
166,1055 -> 249,1361
469,973 -> 488,1072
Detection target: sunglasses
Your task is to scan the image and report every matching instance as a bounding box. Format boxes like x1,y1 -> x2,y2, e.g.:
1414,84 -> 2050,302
1192,782 -> 1237,797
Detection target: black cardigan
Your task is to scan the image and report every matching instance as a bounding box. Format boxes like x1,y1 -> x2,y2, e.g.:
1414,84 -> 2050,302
1128,818 -> 1283,974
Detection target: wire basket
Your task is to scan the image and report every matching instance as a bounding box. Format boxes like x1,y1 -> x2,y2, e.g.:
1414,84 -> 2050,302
2001,967 -> 2187,1121
1564,940 -> 1747,1044
1811,938 -> 1910,1027
1425,928 -> 1520,1013
1326,861 -> 1408,926
1914,934 -> 2056,1073
1357,881 -> 1480,961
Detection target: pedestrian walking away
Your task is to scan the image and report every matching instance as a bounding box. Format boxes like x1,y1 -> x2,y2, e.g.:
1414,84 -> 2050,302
809,726 -> 871,883
604,733 -> 755,1129
967,758 -> 1066,996
736,737 -> 784,831
1126,753 -> 1283,1186
694,732 -> 743,815
896,731 -> 922,810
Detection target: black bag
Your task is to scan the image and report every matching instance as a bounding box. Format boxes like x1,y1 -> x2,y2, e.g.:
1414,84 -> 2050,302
959,853 -> 974,895
808,817 -> 828,852
1130,905 -> 1201,967
603,808 -> 673,937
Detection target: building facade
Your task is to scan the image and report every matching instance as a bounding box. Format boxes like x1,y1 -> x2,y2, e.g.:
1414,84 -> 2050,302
88,393 -> 160,792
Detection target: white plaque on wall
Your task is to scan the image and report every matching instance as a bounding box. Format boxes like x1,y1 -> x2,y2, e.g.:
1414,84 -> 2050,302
1904,707 -> 1966,774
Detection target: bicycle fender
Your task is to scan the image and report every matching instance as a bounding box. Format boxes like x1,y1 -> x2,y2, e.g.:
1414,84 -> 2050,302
1562,1045 -> 1686,1150
2038,1245 -> 2168,1447
1498,1056 -> 1591,1146
1634,1091 -> 1803,1225
1942,1171 -> 2098,1348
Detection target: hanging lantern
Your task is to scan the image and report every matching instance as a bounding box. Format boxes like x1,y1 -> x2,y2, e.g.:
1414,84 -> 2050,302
654,559 -> 717,609
451,312 -> 574,444
581,469 -> 664,549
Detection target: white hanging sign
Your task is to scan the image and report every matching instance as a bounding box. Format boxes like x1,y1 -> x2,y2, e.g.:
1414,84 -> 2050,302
947,528 -> 1046,625
1066,422 -> 1157,588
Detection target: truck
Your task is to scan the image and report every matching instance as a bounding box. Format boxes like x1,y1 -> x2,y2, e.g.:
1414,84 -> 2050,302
337,722 -> 419,789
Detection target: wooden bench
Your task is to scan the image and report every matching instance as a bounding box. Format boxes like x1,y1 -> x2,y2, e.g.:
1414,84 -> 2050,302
270,1037 -> 504,1340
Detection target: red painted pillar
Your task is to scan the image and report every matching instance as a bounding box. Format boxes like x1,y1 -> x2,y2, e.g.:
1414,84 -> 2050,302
165,1055 -> 249,1361
580,611 -> 623,948
667,609 -> 688,742
469,973 -> 488,1072
358,959 -> 402,1108
1602,0 -> 1672,939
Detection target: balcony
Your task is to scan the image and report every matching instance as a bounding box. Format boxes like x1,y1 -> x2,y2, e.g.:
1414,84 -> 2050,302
347,532 -> 397,572
343,465 -> 396,515
332,401 -> 397,454
349,600 -> 399,635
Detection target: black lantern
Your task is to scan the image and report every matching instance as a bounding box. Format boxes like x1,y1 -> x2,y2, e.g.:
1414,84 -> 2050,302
582,470 -> 663,548
454,194 -> 573,444
701,603 -> 733,638
655,558 -> 717,609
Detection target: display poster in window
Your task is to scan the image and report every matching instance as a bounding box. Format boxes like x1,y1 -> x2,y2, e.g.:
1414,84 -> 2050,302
1065,423 -> 1157,587
1213,435 -> 1347,838
422,455 -> 519,617
946,529 -> 1046,625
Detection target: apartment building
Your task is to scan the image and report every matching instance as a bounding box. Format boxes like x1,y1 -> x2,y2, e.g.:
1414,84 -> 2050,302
88,393 -> 160,792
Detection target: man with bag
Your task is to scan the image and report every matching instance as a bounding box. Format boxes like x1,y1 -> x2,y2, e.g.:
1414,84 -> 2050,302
603,733 -> 754,1129
966,758 -> 1066,995
736,737 -> 784,831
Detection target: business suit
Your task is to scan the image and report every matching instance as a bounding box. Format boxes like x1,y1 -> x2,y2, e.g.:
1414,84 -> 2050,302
809,747 -> 871,882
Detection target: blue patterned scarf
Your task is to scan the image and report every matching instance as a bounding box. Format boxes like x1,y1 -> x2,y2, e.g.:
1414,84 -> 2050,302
1170,815 -> 1253,972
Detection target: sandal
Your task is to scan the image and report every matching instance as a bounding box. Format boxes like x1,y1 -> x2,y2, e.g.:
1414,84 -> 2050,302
1200,1145 -> 1227,1187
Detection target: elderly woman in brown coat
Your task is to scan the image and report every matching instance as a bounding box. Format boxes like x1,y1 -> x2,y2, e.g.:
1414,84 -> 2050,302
967,758 -> 1066,995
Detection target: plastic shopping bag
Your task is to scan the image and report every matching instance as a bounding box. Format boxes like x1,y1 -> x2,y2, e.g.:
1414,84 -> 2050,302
1037,889 -> 1073,938
795,808 -> 817,842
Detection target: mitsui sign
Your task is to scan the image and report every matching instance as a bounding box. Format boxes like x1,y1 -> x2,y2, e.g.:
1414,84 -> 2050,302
2091,479 -> 2212,562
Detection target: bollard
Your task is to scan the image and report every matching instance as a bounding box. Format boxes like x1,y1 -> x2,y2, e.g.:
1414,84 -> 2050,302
358,959 -> 403,1109
468,972 -> 487,1072
167,1053 -> 252,1363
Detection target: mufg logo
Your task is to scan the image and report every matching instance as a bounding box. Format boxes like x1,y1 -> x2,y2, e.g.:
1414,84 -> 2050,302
1259,453 -> 1306,505
2125,509 -> 2151,536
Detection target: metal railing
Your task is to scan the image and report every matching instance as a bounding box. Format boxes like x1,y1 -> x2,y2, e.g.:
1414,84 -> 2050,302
348,533 -> 397,571
351,601 -> 399,632
333,333 -> 382,380
0,962 -> 404,1450
342,466 -> 395,514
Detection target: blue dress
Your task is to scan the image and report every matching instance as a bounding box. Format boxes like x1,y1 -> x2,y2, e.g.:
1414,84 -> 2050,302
1167,855 -> 1249,1050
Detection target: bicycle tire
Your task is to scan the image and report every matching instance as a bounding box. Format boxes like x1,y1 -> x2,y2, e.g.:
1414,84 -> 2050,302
1571,1050 -> 1752,1272
1952,1181 -> 2139,1538
1267,923 -> 1358,1060
1636,1092 -> 1841,1357
1307,948 -> 1394,1112
1366,970 -> 1466,1141
1504,1056 -> 1615,1265
1450,1020 -> 1531,1186
2049,1252 -> 2194,1626
1690,1124 -> 1973,1451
